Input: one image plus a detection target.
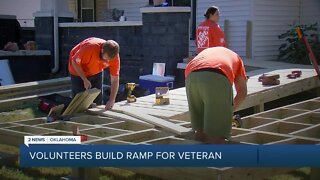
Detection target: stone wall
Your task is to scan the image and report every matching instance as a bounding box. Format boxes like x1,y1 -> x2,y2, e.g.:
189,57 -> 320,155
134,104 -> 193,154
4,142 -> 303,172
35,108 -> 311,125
34,17 -> 73,69
34,7 -> 190,84
142,12 -> 190,77
59,25 -> 143,83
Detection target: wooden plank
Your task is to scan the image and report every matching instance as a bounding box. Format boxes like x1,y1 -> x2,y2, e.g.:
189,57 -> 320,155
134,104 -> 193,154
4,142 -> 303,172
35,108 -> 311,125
116,101 -> 188,112
238,69 -> 320,111
77,88 -> 101,112
0,90 -> 70,112
290,124 -> 320,139
87,107 -> 154,128
0,77 -> 70,100
62,91 -> 84,116
270,137 -> 320,144
111,129 -> 174,143
241,116 -> 279,129
111,105 -> 191,135
253,121 -> 311,134
230,132 -> 289,144
282,112 -> 320,125
105,121 -> 153,131
253,103 -> 264,113
254,108 -> 309,119
62,88 -> 100,116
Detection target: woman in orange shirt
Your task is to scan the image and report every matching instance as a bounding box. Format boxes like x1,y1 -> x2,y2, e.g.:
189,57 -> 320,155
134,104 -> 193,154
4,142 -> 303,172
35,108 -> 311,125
196,6 -> 226,54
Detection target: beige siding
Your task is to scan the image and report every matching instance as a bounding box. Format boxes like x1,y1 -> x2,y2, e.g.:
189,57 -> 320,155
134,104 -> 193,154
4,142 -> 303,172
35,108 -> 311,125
301,0 -> 320,25
196,0 -> 251,58
252,0 -> 300,61
109,0 -> 148,21
67,0 -> 108,21
68,0 -> 77,19
96,0 -> 108,21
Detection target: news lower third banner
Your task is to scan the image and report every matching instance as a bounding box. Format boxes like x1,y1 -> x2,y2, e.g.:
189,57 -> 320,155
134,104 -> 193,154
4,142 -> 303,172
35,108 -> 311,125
20,144 -> 320,167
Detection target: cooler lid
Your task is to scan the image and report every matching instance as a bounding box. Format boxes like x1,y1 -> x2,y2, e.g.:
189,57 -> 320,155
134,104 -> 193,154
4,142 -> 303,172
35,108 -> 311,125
139,75 -> 174,82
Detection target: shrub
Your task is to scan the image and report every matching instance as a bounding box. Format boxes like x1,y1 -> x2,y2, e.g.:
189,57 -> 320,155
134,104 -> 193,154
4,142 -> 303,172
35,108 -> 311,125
278,23 -> 320,64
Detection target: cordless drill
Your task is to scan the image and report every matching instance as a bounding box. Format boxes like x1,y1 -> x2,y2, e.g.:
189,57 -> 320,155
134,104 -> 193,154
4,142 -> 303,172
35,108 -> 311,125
126,83 -> 137,103
232,114 -> 242,128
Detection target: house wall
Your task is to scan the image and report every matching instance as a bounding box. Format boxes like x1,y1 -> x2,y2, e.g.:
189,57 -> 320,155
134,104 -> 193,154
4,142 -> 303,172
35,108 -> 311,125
58,24 -> 143,82
0,0 -> 41,27
67,0 -> 108,21
67,0 -> 77,20
252,0 -> 300,61
196,0 -> 251,58
96,0 -> 109,21
141,9 -> 190,77
300,0 -> 320,25
67,0 -> 146,21
109,0 -> 148,21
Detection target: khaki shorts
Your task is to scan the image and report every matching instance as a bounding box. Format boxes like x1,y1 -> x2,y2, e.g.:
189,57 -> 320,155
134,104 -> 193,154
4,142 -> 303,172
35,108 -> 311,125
186,70 -> 233,138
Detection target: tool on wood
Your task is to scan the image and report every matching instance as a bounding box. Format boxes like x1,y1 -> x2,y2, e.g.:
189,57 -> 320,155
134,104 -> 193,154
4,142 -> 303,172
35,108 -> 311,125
126,83 -> 137,103
296,27 -> 320,78
232,114 -> 242,128
258,73 -> 280,85
287,70 -> 302,79
155,87 -> 170,105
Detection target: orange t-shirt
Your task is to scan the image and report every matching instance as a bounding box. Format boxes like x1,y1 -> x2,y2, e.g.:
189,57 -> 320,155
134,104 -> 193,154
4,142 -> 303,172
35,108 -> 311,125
185,47 -> 247,85
68,37 -> 120,77
196,20 -> 226,54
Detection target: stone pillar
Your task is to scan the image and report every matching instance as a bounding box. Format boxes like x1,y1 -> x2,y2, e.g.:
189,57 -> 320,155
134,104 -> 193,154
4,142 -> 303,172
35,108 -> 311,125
33,0 -> 73,68
141,7 -> 190,76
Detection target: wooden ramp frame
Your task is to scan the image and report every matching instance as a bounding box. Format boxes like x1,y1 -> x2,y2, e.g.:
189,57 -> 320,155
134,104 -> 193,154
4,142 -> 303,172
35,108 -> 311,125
0,97 -> 320,179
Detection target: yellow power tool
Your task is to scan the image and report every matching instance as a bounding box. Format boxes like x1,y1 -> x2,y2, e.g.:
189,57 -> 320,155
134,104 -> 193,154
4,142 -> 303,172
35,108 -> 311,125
232,114 -> 242,128
126,83 -> 137,103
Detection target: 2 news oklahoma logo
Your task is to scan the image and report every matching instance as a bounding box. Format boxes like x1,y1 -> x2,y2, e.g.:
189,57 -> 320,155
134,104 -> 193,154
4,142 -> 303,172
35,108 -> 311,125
197,26 -> 209,48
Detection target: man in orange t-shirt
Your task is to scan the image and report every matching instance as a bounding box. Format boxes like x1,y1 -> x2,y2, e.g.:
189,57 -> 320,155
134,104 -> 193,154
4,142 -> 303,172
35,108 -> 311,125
185,47 -> 247,144
68,37 -> 120,110
196,6 -> 226,54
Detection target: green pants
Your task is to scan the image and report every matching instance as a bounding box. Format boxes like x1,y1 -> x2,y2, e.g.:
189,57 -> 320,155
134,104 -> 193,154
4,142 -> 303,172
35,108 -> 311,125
185,70 -> 233,138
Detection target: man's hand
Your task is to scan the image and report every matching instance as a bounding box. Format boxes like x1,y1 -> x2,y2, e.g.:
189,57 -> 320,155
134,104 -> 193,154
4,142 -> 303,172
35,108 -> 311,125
83,78 -> 92,90
105,99 -> 115,110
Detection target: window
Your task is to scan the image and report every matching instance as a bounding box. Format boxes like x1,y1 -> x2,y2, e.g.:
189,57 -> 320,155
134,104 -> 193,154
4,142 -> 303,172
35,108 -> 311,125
77,0 -> 96,22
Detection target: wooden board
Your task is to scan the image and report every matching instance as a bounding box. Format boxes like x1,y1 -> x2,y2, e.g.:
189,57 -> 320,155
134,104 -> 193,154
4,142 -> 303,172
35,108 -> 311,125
0,77 -> 70,100
0,90 -> 70,112
62,88 -> 100,116
111,104 -> 191,135
87,106 -> 154,128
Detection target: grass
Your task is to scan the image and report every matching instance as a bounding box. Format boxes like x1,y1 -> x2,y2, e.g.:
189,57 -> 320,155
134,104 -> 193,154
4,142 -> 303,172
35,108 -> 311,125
0,106 -> 46,122
0,166 -> 33,180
